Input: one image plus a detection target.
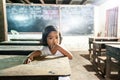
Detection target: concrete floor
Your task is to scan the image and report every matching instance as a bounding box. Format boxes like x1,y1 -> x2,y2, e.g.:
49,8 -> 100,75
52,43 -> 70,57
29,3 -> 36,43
69,51 -> 120,80
69,51 -> 103,80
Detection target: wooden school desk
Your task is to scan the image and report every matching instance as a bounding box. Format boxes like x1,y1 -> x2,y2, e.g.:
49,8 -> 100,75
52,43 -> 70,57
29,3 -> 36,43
9,37 -> 41,41
0,41 -> 43,55
0,45 -> 42,51
88,37 -> 118,60
0,41 -> 42,45
92,41 -> 120,63
105,44 -> 120,80
92,41 -> 120,75
0,55 -> 71,80
0,44 -> 43,55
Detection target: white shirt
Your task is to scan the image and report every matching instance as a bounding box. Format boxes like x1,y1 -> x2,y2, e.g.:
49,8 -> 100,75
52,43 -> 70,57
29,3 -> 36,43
40,46 -> 70,80
41,46 -> 64,57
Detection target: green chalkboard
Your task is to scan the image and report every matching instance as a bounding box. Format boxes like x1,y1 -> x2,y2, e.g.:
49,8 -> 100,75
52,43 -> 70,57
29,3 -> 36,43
6,4 -> 59,32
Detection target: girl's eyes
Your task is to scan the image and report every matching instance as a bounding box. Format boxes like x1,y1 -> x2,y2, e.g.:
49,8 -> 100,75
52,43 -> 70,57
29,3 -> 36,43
48,37 -> 58,39
49,37 -> 52,39
56,37 -> 58,39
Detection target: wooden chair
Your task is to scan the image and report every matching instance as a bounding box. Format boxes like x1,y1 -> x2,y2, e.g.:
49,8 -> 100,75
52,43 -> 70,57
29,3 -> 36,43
97,55 -> 120,78
97,56 -> 106,77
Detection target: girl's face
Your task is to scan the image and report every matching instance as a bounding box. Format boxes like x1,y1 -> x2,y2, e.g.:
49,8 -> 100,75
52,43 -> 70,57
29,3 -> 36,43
47,31 -> 59,48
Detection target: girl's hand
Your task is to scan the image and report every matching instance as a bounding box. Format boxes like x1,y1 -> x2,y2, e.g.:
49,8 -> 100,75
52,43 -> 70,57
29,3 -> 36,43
50,45 -> 55,49
23,57 -> 33,64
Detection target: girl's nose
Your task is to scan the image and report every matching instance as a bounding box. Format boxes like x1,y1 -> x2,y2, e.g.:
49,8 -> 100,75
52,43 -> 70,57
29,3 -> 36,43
54,39 -> 57,44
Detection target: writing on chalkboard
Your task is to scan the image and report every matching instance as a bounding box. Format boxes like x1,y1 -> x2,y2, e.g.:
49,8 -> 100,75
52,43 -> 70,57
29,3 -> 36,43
7,4 -> 59,32
6,4 -> 94,35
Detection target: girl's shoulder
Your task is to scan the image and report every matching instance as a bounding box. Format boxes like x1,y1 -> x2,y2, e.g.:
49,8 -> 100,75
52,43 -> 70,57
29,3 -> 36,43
41,46 -> 49,50
41,46 -> 51,56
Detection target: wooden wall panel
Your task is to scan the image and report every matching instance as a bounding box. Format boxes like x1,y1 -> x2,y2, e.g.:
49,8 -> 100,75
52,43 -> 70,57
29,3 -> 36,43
0,0 -> 7,42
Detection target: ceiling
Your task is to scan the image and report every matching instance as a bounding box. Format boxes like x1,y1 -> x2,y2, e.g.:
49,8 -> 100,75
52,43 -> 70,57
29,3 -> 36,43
6,0 -> 107,5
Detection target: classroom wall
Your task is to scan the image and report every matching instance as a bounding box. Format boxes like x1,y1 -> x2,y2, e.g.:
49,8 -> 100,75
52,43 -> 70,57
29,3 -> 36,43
95,0 -> 120,37
7,5 -> 94,51
3,1 -> 120,51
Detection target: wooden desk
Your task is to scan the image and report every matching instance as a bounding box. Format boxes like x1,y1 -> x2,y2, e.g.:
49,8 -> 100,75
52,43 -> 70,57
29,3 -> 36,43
88,37 -> 118,59
92,41 -> 120,61
10,38 -> 41,41
0,45 -> 42,51
105,44 -> 120,80
0,45 -> 42,55
92,41 -> 120,75
0,41 -> 43,55
0,55 -> 71,80
0,41 -> 42,45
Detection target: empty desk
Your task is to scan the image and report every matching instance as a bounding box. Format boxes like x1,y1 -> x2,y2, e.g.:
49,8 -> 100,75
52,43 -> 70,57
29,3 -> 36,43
0,45 -> 42,51
105,44 -> 120,80
0,45 -> 43,55
92,41 -> 120,76
0,41 -> 42,45
88,37 -> 118,60
10,38 -> 41,41
0,55 -> 71,80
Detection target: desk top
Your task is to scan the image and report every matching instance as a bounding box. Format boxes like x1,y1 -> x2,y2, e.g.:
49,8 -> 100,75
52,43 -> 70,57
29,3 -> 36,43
89,37 -> 118,39
0,45 -> 42,51
0,41 -> 42,45
0,55 -> 71,76
93,41 -> 120,44
10,38 -> 41,41
106,44 -> 120,49
89,37 -> 118,42
106,44 -> 120,61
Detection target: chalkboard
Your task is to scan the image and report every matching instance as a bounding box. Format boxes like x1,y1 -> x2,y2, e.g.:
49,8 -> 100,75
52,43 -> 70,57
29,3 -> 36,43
6,4 -> 94,35
60,5 -> 94,35
6,4 -> 59,32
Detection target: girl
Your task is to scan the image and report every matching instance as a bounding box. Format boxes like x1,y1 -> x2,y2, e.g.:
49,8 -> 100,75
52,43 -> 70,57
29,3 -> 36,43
24,25 -> 73,80
24,25 -> 73,64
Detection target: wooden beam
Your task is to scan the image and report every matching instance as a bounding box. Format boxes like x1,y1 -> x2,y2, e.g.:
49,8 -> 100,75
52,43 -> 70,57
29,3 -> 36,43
56,0 -> 59,4
80,0 -> 87,4
24,0 -> 31,4
0,0 -> 8,41
70,0 -> 78,4
39,0 -> 45,4
69,0 -> 73,4
6,0 -> 12,3
20,0 -> 26,4
62,0 -> 71,4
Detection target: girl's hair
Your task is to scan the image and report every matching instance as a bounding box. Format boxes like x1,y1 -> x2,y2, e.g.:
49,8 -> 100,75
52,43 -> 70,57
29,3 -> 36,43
41,25 -> 62,46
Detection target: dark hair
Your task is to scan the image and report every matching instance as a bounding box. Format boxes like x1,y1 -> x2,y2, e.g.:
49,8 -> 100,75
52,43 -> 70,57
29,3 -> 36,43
41,25 -> 62,46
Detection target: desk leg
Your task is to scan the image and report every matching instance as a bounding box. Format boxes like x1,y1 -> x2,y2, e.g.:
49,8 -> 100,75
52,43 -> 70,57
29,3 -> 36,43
118,62 -> 120,79
92,43 -> 98,73
89,42 -> 92,60
105,56 -> 111,80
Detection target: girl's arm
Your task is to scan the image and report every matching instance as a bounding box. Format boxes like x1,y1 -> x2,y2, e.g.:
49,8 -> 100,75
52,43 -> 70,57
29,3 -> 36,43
50,44 -> 73,60
23,50 -> 42,64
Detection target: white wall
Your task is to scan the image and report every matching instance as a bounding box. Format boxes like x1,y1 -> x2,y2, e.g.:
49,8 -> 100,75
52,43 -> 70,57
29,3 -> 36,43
8,34 -> 90,51
95,0 -> 120,37
94,6 -> 104,36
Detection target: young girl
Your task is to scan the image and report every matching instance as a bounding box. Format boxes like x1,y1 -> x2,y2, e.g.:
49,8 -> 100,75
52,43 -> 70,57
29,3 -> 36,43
24,25 -> 73,64
24,25 -> 73,80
